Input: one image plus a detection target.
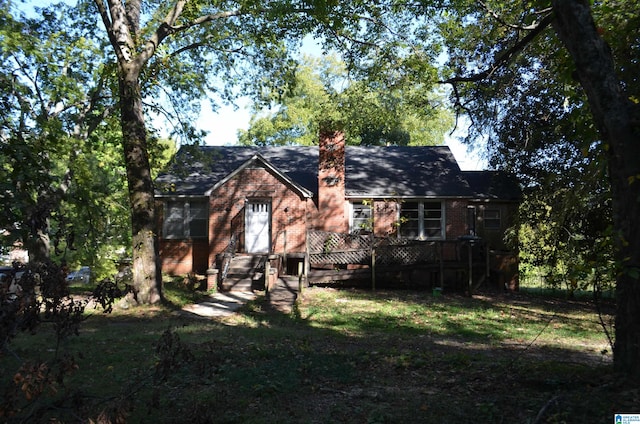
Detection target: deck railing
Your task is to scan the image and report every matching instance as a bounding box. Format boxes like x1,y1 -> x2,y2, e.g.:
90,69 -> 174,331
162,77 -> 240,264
306,230 -> 492,292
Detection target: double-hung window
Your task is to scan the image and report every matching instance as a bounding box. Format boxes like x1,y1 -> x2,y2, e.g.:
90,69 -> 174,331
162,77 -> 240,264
400,201 -> 444,239
483,208 -> 501,229
163,199 -> 208,239
350,202 -> 372,234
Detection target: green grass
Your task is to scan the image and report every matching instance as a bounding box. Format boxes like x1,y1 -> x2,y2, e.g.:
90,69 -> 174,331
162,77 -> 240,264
300,288 -> 610,349
1,287 -> 629,423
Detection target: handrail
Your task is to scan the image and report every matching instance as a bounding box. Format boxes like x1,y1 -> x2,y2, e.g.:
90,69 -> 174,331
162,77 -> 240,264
220,233 -> 239,281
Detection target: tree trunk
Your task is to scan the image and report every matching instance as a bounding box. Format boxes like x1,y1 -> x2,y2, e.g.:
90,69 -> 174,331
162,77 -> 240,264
26,206 -> 50,264
552,0 -> 640,376
119,66 -> 162,304
25,172 -> 73,265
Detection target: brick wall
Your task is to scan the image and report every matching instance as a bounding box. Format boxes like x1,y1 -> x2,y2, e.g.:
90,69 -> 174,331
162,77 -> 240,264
160,239 -> 209,275
157,202 -> 204,275
207,165 -> 309,267
314,129 -> 347,233
445,199 -> 469,239
373,200 -> 399,237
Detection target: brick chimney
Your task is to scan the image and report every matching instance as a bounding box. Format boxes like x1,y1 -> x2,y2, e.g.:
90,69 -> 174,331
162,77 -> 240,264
317,128 -> 347,233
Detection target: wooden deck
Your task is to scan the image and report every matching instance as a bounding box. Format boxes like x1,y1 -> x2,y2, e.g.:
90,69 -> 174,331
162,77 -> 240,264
303,230 -> 514,293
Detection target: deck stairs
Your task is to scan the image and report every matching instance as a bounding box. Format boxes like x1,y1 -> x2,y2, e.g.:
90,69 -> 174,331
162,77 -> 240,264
219,254 -> 267,292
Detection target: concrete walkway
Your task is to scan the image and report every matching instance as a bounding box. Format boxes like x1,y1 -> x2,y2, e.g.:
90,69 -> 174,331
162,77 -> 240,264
181,291 -> 256,318
181,277 -> 300,318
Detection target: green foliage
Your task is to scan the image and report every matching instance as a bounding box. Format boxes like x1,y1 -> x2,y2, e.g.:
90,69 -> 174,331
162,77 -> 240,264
239,55 -> 454,146
416,0 -> 639,296
0,2 -> 180,278
0,260 -> 130,420
0,2 -> 125,273
161,275 -> 210,307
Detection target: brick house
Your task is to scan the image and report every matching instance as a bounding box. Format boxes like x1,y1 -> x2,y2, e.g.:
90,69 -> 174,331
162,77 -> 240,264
155,131 -> 520,289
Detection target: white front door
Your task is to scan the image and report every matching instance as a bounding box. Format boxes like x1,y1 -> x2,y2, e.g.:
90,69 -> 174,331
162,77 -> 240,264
245,201 -> 271,253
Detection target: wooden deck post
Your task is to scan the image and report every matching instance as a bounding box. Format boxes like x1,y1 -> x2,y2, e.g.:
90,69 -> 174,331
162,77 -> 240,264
298,261 -> 304,296
486,243 -> 490,278
439,242 -> 444,290
467,241 -> 473,296
371,247 -> 376,291
305,231 -> 310,287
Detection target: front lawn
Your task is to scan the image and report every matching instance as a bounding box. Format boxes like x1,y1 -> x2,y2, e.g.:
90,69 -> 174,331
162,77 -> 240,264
1,287 -> 633,423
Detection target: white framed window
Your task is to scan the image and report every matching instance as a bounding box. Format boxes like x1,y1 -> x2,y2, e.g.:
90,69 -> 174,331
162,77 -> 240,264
163,199 -> 208,239
400,200 -> 444,239
350,202 -> 372,234
483,208 -> 501,229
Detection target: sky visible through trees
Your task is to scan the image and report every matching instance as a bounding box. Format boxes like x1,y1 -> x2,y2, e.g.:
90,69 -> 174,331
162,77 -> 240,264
3,0 -> 639,386
14,0 -> 484,169
167,32 -> 486,170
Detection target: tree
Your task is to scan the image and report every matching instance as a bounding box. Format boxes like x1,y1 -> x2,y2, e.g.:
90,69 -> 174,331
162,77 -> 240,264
11,0 -> 401,304
0,1 -> 133,276
239,54 -> 453,146
552,0 -> 640,377
90,0 -> 426,303
413,0 -> 640,375
90,0 -> 328,303
319,0 -> 639,375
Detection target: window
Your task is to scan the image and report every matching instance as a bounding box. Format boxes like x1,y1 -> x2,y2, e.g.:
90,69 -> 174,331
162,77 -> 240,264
350,202 -> 372,234
163,200 -> 208,239
483,208 -> 501,229
400,201 -> 443,239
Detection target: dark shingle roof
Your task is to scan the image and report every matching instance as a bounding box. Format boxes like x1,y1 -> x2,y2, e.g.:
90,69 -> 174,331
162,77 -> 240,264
155,146 -> 318,196
155,145 -> 519,200
463,171 -> 521,201
345,146 -> 471,198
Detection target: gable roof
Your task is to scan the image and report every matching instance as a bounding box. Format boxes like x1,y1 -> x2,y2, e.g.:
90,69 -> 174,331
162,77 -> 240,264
155,146 -> 318,197
154,145 -> 520,200
203,153 -> 314,198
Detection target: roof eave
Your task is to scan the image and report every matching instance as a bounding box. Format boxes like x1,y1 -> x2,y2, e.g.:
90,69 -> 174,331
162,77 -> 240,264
154,194 -> 209,199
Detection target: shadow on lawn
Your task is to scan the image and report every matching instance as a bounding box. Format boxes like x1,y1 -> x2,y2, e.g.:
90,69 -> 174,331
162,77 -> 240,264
167,288 -> 625,424
2,288 -> 632,424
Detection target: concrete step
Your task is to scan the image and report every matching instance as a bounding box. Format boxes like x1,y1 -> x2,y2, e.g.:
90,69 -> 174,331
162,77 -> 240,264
230,255 -> 266,267
220,254 -> 267,292
227,270 -> 264,280
220,277 -> 263,292
228,266 -> 263,274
